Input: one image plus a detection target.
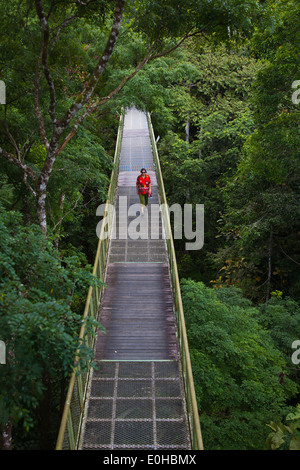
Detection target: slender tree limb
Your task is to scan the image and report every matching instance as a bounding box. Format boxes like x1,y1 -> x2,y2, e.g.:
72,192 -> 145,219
148,28 -> 206,61
56,107 -> 91,156
88,29 -> 206,110
34,59 -> 50,151
97,44 -> 156,105
23,173 -> 38,198
3,126 -> 21,162
20,131 -> 35,159
280,245 -> 300,266
52,174 -> 90,232
51,14 -> 78,48
0,147 -> 38,198
56,0 -> 126,132
3,106 -> 22,160
34,0 -> 57,126
55,28 -> 205,154
266,231 -> 273,302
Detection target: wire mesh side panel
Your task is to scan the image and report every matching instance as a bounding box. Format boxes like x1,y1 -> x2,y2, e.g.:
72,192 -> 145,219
81,361 -> 191,450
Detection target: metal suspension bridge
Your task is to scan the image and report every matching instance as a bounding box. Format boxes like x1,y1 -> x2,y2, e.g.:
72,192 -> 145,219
55,108 -> 203,451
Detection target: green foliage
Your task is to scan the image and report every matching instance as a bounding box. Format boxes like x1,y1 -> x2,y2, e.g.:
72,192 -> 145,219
255,297 -> 300,387
47,126 -> 113,242
0,207 -> 101,433
210,0 -> 300,301
148,43 -> 259,282
266,405 -> 300,450
181,279 -> 298,449
0,0 -> 298,451
128,0 -> 269,44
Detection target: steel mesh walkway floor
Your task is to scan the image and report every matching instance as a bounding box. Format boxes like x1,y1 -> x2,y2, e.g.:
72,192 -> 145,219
81,361 -> 190,450
80,108 -> 191,450
95,263 -> 177,360
108,186 -> 167,263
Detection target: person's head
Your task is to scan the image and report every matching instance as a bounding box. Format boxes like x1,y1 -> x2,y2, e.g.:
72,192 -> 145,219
140,168 -> 147,175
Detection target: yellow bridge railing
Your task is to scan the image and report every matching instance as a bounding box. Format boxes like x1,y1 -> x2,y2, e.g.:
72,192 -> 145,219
55,113 -> 124,450
55,110 -> 203,450
147,112 -> 204,451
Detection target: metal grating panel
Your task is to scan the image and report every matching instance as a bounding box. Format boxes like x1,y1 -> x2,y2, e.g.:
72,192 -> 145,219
80,361 -> 191,450
95,263 -> 177,361
118,109 -> 155,172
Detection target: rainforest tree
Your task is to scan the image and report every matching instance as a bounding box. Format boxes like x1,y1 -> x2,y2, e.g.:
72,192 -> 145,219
2,0 -> 295,452
181,279 -> 298,449
0,206 -> 101,449
214,0 -> 300,301
0,0 -> 269,235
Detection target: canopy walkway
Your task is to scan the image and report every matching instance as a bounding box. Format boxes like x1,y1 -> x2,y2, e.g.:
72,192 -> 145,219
56,108 -> 203,451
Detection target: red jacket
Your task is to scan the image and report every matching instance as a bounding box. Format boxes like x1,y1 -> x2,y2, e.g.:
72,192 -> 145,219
136,174 -> 151,194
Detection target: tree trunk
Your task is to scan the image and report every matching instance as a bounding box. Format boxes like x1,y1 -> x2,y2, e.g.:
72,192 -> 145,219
37,144 -> 59,236
55,193 -> 65,250
186,116 -> 190,143
199,125 -> 203,160
1,421 -> 12,450
37,188 -> 47,236
266,231 -> 273,302
33,0 -> 126,237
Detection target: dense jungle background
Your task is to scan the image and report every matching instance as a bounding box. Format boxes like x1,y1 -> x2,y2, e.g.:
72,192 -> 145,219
0,0 -> 299,450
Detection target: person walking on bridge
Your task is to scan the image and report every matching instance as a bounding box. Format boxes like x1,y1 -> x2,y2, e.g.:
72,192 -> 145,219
136,168 -> 152,214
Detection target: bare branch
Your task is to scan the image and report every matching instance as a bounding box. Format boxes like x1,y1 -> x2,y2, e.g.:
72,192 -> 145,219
34,59 -> 50,151
0,147 -> 38,198
280,245 -> 300,266
3,117 -> 21,162
96,48 -> 155,106
56,106 -> 91,156
20,131 -> 35,158
85,30 -> 207,111
52,170 -> 91,232
52,14 -> 78,48
56,0 -> 126,132
149,28 -> 206,61
23,172 -> 37,198
34,0 -> 57,126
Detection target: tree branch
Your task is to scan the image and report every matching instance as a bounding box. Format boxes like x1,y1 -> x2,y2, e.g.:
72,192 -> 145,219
56,107 -> 91,156
52,170 -> 91,232
3,107 -> 21,161
0,147 -> 38,198
56,0 -> 126,132
55,41 -> 155,154
55,28 -> 203,153
34,59 -> 50,151
149,28 -> 206,61
34,0 -> 57,126
51,14 -> 78,48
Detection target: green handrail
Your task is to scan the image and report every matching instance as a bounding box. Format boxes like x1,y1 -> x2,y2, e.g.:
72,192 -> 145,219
147,112 -> 204,451
55,112 -> 124,450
